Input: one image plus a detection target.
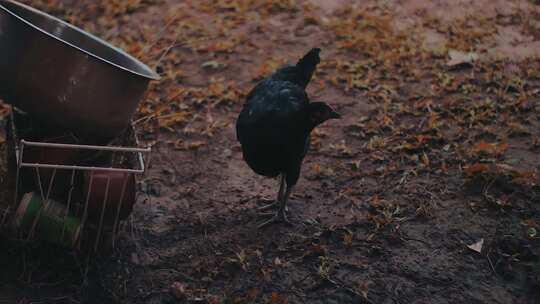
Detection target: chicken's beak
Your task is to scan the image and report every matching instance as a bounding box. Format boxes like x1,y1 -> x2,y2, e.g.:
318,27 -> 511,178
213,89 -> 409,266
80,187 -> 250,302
329,109 -> 341,119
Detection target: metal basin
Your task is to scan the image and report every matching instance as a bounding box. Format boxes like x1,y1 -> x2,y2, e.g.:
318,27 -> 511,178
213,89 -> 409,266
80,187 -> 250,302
0,0 -> 159,142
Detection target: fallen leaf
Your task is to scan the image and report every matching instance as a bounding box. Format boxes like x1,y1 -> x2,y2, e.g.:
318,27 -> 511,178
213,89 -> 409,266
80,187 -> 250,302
467,238 -> 484,253
522,219 -> 540,229
271,292 -> 283,304
532,137 -> 540,148
330,140 -> 354,157
447,50 -> 478,67
246,288 -> 260,301
343,232 -> 354,247
464,164 -> 489,177
209,296 -> 221,304
201,60 -> 225,69
312,163 -> 335,178
369,194 -> 382,208
507,122 -> 531,137
271,291 -> 279,304
309,244 -> 328,257
186,141 -> 207,150
472,141 -> 508,156
421,152 -> 430,166
358,280 -> 372,299
170,282 -> 188,299
348,160 -> 361,170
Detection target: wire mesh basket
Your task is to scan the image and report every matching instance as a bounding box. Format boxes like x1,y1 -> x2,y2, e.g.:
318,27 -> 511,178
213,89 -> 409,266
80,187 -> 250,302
1,108 -> 150,253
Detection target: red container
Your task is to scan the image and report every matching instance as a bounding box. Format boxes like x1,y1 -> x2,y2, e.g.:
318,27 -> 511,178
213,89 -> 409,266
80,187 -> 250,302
20,134 -> 81,199
81,171 -> 135,224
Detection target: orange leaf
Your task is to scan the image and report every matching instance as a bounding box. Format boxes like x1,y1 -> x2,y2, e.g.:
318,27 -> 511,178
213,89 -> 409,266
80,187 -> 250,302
515,171 -> 536,179
343,232 -> 354,247
247,288 -> 260,301
428,113 -> 439,129
464,163 -> 489,176
495,143 -> 509,155
415,135 -> 427,143
473,141 -> 493,153
271,292 -> 281,304
310,244 -> 328,256
523,219 -> 540,229
369,194 -> 381,207
441,162 -> 448,172
382,114 -> 392,126
472,141 -> 508,156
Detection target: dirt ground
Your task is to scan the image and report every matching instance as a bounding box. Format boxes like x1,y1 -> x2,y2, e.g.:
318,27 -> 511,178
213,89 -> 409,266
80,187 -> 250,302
1,0 -> 540,303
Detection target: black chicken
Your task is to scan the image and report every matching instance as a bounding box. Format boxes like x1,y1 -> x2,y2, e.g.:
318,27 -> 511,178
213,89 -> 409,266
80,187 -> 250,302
236,48 -> 341,227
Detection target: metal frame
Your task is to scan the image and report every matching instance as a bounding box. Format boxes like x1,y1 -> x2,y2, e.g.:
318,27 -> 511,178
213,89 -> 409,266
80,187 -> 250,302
7,109 -> 150,252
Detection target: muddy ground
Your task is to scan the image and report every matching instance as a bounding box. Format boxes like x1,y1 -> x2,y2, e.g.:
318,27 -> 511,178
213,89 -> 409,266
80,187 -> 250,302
1,0 -> 540,303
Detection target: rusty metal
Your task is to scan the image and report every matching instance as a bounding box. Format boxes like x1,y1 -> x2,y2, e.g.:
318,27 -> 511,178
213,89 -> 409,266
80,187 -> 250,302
0,0 -> 159,141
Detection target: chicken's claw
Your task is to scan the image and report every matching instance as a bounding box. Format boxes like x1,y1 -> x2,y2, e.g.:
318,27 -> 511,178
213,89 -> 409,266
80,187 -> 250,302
257,212 -> 291,228
258,201 -> 278,211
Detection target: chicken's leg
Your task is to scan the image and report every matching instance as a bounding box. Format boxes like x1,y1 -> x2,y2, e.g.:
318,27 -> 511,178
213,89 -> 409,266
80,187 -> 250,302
276,185 -> 292,220
258,174 -> 285,211
258,182 -> 293,228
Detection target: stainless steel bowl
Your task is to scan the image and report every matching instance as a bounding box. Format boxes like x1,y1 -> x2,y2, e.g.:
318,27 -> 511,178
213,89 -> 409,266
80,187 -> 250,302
0,0 -> 159,141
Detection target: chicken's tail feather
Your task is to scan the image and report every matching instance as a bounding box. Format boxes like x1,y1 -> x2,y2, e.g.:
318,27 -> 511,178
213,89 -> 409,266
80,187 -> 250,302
294,48 -> 321,88
296,48 -> 321,70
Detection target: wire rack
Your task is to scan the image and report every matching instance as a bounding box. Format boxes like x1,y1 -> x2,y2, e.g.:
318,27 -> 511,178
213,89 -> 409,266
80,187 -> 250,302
1,108 -> 150,253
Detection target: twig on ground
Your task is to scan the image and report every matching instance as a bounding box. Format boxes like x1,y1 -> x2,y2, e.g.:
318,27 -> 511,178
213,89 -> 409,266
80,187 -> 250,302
486,252 -> 498,276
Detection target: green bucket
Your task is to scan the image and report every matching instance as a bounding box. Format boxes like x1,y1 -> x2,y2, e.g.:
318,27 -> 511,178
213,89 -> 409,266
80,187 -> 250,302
13,192 -> 81,247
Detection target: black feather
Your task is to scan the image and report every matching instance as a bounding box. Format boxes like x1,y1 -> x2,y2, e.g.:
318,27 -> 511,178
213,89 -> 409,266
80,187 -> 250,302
236,48 -> 328,187
268,48 -> 320,89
